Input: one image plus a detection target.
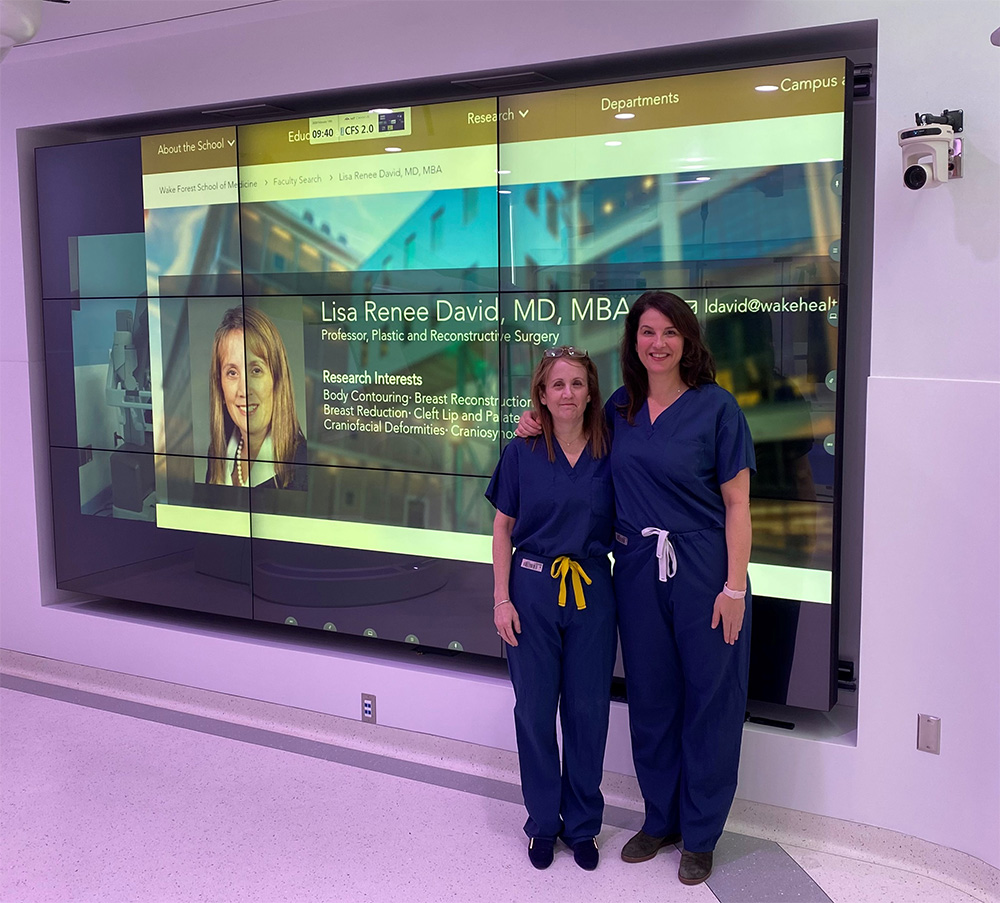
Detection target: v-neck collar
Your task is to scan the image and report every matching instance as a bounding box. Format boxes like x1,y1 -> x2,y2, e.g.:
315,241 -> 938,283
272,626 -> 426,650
644,387 -> 692,429
554,439 -> 587,477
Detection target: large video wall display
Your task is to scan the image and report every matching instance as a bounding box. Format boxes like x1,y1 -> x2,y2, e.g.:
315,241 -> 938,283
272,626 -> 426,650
37,57 -> 851,706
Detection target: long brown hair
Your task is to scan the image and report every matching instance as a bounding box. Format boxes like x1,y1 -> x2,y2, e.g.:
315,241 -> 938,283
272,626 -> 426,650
619,290 -> 716,424
206,306 -> 304,487
529,347 -> 607,462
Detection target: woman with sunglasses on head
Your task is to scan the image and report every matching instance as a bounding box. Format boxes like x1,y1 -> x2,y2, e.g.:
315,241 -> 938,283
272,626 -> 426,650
486,346 -> 616,873
516,292 -> 755,886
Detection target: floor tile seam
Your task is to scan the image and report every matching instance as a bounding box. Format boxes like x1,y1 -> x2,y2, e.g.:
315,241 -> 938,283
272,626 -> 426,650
728,802 -> 1000,900
778,841 -> 995,903
768,830 -> 1000,900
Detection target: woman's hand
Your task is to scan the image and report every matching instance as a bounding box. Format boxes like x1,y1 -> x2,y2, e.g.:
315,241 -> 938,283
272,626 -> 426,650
711,592 -> 745,645
494,600 -> 521,646
514,410 -> 542,438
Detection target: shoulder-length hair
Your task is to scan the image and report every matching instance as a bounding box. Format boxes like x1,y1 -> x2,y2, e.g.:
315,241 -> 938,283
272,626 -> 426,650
206,306 -> 304,488
529,347 -> 607,462
618,290 -> 717,424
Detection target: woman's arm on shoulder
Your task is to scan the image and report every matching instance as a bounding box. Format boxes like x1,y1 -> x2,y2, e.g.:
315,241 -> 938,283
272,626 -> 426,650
514,410 -> 541,438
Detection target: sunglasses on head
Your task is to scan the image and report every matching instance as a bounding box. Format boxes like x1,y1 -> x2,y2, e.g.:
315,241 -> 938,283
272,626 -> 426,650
543,345 -> 589,360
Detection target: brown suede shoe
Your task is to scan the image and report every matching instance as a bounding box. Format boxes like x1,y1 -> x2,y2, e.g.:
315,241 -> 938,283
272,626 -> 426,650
678,849 -> 714,885
620,830 -> 683,863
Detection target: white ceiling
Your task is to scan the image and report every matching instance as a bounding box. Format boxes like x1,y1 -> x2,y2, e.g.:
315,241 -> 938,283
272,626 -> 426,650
8,0 -> 277,47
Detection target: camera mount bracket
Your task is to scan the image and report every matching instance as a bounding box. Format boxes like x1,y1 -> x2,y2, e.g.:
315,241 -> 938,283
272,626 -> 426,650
915,109 -> 964,133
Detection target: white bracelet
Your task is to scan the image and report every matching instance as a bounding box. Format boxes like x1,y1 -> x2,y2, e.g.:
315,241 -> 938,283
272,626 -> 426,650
722,582 -> 746,600
494,599 -> 512,609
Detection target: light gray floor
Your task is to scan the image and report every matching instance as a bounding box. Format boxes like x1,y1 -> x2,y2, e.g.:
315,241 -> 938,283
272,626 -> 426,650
0,678 -> 982,903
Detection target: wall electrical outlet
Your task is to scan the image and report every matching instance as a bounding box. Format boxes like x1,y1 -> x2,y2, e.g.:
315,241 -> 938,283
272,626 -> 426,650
917,713 -> 941,754
361,693 -> 376,724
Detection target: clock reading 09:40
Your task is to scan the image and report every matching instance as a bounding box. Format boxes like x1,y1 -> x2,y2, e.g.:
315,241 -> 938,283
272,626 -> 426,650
312,127 -> 337,139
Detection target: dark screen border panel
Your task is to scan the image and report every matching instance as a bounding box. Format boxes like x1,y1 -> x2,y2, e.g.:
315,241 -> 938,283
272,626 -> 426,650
250,539 -> 499,657
49,447 -> 252,618
35,138 -> 145,301
43,297 -> 155,455
248,463 -> 496,656
748,597 -> 835,707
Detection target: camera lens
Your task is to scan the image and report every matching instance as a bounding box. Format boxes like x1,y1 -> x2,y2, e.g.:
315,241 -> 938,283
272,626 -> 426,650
904,164 -> 929,190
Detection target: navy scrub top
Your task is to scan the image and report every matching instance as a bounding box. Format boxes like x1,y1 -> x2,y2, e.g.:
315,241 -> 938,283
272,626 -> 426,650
485,437 -> 614,560
606,383 -> 756,535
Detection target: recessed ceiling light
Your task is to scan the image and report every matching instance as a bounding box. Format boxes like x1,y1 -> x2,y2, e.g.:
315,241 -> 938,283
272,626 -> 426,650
755,85 -> 780,93
605,140 -> 622,147
385,147 -> 402,153
614,113 -> 635,120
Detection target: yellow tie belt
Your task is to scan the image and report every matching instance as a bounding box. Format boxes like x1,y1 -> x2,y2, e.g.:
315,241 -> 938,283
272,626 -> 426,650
550,556 -> 591,610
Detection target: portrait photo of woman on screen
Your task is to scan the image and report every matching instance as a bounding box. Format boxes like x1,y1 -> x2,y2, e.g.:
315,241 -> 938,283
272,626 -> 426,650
205,305 -> 307,490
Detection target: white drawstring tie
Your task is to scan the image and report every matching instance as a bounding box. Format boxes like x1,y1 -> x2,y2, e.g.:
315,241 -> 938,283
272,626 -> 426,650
641,527 -> 678,582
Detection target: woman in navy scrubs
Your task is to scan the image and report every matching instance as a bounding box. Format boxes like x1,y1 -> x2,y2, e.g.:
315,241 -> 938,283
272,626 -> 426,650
487,347 -> 616,872
610,291 -> 755,886
515,291 -> 755,886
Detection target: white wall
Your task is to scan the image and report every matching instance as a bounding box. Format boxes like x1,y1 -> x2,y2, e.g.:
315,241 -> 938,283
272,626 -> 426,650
2,0 -> 998,868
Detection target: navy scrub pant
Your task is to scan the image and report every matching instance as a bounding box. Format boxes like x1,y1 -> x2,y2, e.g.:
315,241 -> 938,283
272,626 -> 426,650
506,550 -> 617,845
614,527 -> 751,853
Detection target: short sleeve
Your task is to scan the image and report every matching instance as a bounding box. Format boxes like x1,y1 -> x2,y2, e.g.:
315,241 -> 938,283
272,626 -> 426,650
716,405 -> 757,485
485,441 -> 520,518
604,386 -> 627,438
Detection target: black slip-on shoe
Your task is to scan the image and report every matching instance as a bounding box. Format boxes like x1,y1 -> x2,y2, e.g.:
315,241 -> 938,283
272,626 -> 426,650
620,829 -> 683,863
678,849 -> 714,885
572,838 -> 599,871
527,837 -> 555,870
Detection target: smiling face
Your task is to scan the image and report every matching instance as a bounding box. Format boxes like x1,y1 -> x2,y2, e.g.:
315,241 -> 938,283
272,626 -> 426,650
219,329 -> 274,442
636,308 -> 685,378
539,359 -> 590,429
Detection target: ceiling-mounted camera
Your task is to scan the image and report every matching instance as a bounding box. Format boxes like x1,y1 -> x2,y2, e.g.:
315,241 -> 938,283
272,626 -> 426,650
898,109 -> 964,190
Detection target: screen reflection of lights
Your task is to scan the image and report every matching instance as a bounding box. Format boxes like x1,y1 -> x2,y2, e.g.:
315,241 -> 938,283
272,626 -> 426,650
673,177 -> 712,185
385,147 -> 402,153
498,189 -> 511,194
755,85 -> 779,92
497,169 -> 511,174
370,108 -> 393,114
614,112 -> 635,120
605,140 -> 622,147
